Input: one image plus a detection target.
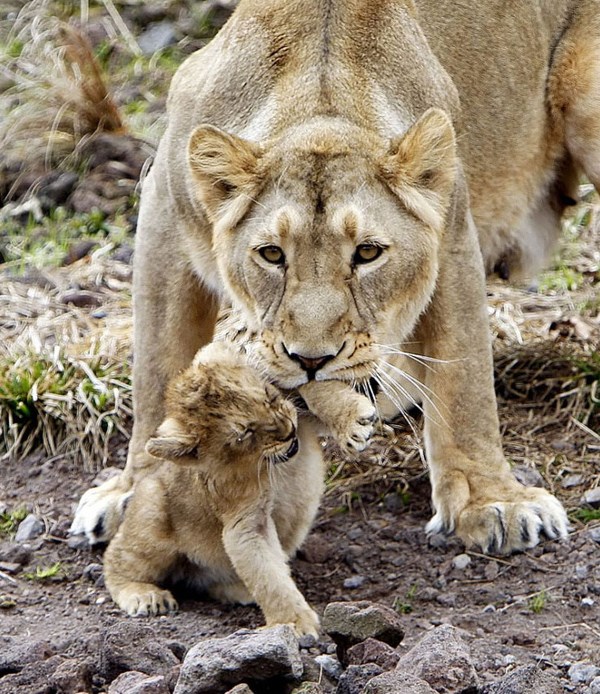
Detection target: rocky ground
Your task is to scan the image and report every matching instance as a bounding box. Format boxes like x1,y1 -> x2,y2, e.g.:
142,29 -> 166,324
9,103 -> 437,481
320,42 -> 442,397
1,1 -> 600,693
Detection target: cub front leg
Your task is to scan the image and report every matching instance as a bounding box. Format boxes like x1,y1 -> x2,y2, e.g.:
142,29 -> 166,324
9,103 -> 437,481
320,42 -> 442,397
418,194 -> 568,554
299,381 -> 376,453
222,511 -> 319,638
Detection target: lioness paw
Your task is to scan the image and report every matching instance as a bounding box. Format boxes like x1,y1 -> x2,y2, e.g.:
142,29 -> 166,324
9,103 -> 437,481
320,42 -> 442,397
117,588 -> 178,617
427,487 -> 568,555
70,478 -> 133,545
266,608 -> 320,638
333,396 -> 377,453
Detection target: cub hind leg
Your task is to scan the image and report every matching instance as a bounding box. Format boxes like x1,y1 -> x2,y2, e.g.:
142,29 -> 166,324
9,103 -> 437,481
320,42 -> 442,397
549,3 -> 600,192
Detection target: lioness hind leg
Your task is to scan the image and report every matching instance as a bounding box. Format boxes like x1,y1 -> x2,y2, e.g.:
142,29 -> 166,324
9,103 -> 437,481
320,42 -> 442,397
549,7 -> 600,191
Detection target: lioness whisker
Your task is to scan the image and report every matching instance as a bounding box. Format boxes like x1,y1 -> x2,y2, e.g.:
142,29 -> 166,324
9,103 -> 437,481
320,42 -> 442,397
381,360 -> 448,420
371,369 -> 423,440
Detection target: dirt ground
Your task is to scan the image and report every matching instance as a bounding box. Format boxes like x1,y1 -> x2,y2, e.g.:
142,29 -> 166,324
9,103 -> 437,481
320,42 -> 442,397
1,425 -> 599,692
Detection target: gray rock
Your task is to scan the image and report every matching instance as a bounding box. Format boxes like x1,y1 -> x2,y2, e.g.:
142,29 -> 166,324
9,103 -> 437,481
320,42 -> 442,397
581,488 -> 600,507
589,676 -> 600,694
99,622 -> 180,681
0,543 -> 31,567
291,684 -> 324,694
322,601 -> 404,663
588,526 -> 600,543
452,553 -> 471,570
0,656 -> 64,694
343,575 -> 366,589
50,658 -> 93,693
174,626 -> 302,694
224,685 -> 254,694
336,663 -> 384,694
482,664 -> 562,693
138,21 -> 177,55
364,671 -> 437,694
0,637 -> 54,676
569,662 -> 600,684
314,654 -> 344,680
346,638 -> 400,670
14,514 -> 44,542
396,625 -> 478,692
562,473 -> 585,488
108,670 -> 170,694
513,464 -> 544,488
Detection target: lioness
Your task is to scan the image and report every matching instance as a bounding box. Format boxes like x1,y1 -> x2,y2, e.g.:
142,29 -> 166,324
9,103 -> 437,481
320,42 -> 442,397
104,341 -> 326,636
73,0 -> 598,553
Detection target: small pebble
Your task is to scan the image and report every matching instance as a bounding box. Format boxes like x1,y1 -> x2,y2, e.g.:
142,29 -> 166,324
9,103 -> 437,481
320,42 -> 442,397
503,654 -> 517,666
575,565 -> 589,579
314,654 -> 343,680
588,527 -> 600,543
452,553 -> 471,570
568,662 -> 600,684
14,515 -> 44,542
561,473 -> 585,488
581,488 -> 600,507
589,676 -> 600,694
580,597 -> 595,608
483,604 -> 496,613
298,633 -> 317,649
343,575 -> 366,589
347,527 -> 363,541
95,596 -> 107,605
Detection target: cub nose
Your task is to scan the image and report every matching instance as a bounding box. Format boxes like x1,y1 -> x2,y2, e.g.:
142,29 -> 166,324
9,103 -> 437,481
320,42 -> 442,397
289,352 -> 335,376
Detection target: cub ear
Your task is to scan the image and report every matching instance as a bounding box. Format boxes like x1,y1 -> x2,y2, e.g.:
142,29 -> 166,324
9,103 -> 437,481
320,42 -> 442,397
379,108 -> 457,231
188,125 -> 263,225
145,417 -> 198,462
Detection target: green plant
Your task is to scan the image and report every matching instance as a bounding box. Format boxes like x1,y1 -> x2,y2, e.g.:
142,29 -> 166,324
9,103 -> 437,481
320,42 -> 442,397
393,584 -> 417,614
570,508 -> 600,523
23,562 -> 63,581
528,590 -> 548,614
0,508 -> 28,537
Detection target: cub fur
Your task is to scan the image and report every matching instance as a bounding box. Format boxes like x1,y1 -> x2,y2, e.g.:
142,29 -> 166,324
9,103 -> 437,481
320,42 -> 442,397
103,342 -> 375,635
73,0 -> 596,554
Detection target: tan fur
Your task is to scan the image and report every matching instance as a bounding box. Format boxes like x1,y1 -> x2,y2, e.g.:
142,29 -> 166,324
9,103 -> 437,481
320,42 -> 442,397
103,342 -> 323,636
73,0 -> 596,554
103,342 -> 377,633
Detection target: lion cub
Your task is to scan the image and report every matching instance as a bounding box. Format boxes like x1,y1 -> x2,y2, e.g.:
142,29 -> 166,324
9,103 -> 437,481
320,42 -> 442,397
103,342 -> 375,636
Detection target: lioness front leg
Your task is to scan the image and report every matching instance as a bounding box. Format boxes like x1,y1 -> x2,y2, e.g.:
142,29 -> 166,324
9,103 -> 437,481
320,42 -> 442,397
299,381 -> 376,453
222,512 -> 319,638
419,196 -> 568,554
70,171 -> 219,544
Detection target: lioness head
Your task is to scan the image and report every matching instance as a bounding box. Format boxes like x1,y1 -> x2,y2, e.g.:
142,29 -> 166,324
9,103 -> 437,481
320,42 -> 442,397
145,342 -> 299,467
188,110 -> 457,388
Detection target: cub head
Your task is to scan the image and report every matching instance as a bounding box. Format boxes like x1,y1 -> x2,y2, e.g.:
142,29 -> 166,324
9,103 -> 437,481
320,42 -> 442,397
188,109 -> 457,388
145,342 -> 298,466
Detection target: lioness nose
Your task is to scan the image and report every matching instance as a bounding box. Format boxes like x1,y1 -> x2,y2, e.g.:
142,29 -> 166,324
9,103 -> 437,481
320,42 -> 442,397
290,352 -> 335,374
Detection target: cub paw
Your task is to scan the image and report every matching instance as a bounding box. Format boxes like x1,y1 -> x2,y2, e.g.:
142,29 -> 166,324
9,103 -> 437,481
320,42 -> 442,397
70,477 -> 133,545
266,608 -> 320,638
427,486 -> 569,555
331,396 -> 377,453
117,587 -> 178,617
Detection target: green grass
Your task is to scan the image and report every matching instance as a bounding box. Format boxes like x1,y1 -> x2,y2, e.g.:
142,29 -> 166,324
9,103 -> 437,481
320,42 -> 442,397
0,208 -> 130,271
393,584 -> 417,614
528,590 -> 548,614
23,562 -> 63,581
570,508 -> 600,524
0,508 -> 28,537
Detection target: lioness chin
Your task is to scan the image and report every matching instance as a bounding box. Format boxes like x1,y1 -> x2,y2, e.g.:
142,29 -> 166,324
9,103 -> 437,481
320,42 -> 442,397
73,0 -> 599,554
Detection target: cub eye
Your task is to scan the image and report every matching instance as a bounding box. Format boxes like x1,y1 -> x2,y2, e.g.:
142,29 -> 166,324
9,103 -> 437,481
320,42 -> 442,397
235,429 -> 254,443
353,244 -> 384,265
258,245 -> 285,265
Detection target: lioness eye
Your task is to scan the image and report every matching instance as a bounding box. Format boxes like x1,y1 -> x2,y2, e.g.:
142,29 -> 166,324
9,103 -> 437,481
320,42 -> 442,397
354,244 -> 384,264
258,245 -> 285,265
236,429 -> 253,443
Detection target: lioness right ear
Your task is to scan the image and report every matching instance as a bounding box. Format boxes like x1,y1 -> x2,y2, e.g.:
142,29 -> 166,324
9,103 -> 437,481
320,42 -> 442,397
379,108 -> 457,232
145,417 -> 198,461
188,125 -> 263,225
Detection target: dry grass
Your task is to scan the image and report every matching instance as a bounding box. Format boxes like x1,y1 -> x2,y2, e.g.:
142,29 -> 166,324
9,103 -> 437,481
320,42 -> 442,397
0,1 -> 126,183
0,247 -> 133,469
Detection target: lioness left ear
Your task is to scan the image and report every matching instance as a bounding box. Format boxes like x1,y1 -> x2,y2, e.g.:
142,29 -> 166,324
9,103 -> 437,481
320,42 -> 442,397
379,108 -> 457,231
188,125 -> 264,225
